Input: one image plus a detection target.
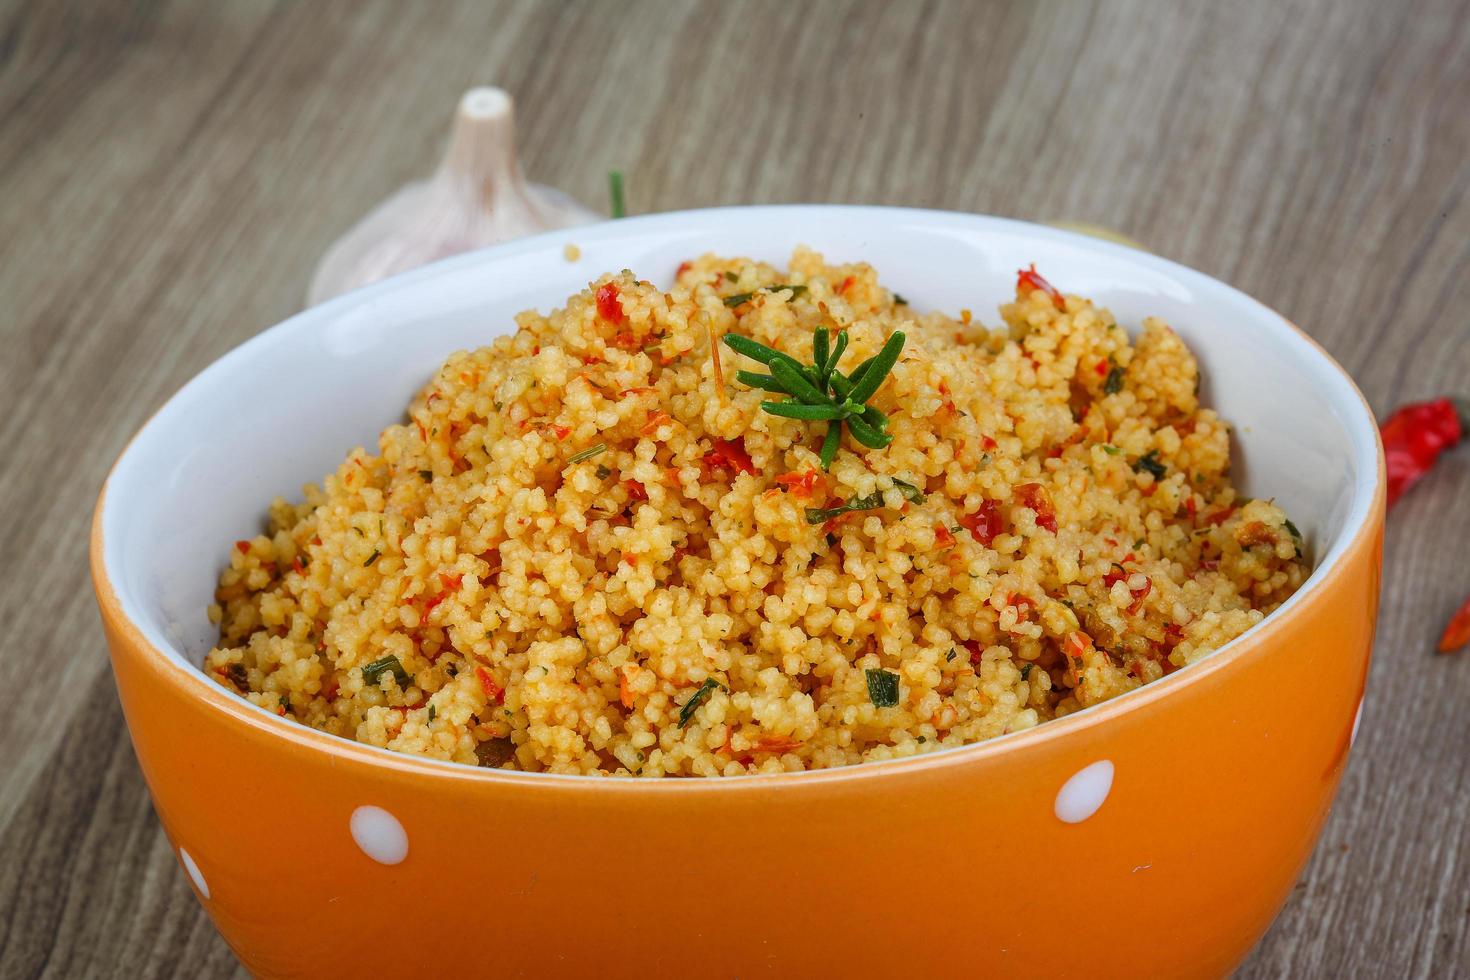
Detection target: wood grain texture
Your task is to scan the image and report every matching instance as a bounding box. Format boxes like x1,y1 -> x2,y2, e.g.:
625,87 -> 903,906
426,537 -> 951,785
1,0 -> 1466,976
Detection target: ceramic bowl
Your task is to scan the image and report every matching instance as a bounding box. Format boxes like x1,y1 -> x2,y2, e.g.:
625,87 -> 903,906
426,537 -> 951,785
92,206 -> 1383,979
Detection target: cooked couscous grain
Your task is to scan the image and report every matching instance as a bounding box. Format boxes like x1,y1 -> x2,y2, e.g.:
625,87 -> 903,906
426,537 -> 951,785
204,251 -> 1309,776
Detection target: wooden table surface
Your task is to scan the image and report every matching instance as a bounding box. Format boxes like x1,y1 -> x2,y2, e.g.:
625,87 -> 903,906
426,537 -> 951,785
3,1 -> 1468,976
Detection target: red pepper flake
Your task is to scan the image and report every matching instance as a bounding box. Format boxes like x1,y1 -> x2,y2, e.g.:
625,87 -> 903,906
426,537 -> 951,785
1016,264 -> 1065,311
934,525 -> 956,548
1127,579 -> 1153,615
622,479 -> 648,502
959,499 -> 1005,545
1094,359 -> 1110,377
641,411 -> 671,436
774,468 -> 823,500
676,260 -> 692,277
1184,496 -> 1198,519
609,331 -> 641,351
475,667 -> 505,704
596,282 -> 626,324
1015,483 -> 1058,533
702,437 -> 756,477
1382,397 -> 1468,508
423,592 -> 448,615
1102,565 -> 1128,589
439,572 -> 462,591
838,275 -> 856,295
619,386 -> 656,398
753,735 -> 804,754
234,540 -> 251,555
1438,594 -> 1470,654
1204,506 -> 1236,527
981,435 -> 998,451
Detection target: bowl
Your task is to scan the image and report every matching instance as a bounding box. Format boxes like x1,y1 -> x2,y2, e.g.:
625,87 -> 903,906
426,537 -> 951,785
92,206 -> 1384,978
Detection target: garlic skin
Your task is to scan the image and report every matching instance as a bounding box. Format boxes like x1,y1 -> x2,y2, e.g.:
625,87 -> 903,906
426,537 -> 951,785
307,87 -> 600,306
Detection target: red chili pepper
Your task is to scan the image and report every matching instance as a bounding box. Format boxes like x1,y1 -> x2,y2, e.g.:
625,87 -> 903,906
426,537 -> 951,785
981,435 -> 998,451
234,540 -> 251,555
1016,264 -> 1065,311
1014,483 -> 1058,534
475,667 -> 505,704
1439,594 -> 1470,654
702,438 -> 756,476
595,282 -> 626,324
1382,397 -> 1468,508
959,499 -> 1004,545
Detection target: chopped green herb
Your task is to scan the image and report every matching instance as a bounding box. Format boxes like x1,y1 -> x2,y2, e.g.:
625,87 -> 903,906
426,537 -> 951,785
677,677 -> 723,728
917,735 -> 927,743
595,464 -> 612,480
362,654 -> 411,687
1020,663 -> 1034,681
1101,444 -> 1122,456
427,705 -> 436,722
419,469 -> 433,482
1283,518 -> 1302,539
866,668 -> 900,708
1103,364 -> 1125,395
723,284 -> 808,308
947,648 -> 958,662
727,328 -> 904,470
363,550 -> 381,567
608,170 -> 626,219
724,270 -> 739,282
1133,450 -> 1167,480
568,442 -> 608,464
891,478 -> 926,504
806,492 -> 884,524
893,293 -> 909,305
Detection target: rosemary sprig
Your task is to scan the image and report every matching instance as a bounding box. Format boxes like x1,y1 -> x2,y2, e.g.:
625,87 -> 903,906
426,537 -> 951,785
723,327 -> 906,469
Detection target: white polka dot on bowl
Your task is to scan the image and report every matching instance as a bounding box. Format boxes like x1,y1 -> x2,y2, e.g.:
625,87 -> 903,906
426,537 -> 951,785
1054,760 -> 1114,823
179,847 -> 209,899
350,805 -> 408,865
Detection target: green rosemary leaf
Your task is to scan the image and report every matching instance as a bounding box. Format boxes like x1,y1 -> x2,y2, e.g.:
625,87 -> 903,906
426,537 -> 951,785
761,401 -> 846,420
846,413 -> 893,449
769,358 -> 833,406
805,492 -> 885,524
608,170 -> 626,219
567,443 -> 607,464
891,478 -> 926,504
848,331 -> 906,404
820,421 -> 842,470
813,327 -> 829,373
735,370 -> 786,393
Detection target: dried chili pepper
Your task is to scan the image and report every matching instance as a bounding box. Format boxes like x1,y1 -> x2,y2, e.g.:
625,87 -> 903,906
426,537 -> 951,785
1381,397 -> 1468,508
1439,595 -> 1470,654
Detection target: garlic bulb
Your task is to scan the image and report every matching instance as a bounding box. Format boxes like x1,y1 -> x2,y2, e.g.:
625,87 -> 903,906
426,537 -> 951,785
307,87 -> 601,306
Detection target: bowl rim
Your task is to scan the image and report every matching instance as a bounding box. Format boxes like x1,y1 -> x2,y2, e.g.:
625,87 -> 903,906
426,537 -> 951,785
91,204 -> 1386,792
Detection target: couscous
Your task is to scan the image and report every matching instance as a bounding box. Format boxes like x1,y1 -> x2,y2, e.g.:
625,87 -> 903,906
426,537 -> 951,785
204,251 -> 1309,776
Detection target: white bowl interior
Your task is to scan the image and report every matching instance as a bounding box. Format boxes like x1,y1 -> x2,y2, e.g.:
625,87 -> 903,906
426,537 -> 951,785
102,206 -> 1378,684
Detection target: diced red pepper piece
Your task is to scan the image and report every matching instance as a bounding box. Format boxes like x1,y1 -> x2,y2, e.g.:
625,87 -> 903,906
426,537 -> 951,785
1016,264 -> 1065,311
475,667 -> 505,704
595,282 -> 626,324
959,499 -> 1005,545
234,540 -> 251,555
1015,483 -> 1058,533
702,437 -> 756,476
622,479 -> 648,502
774,468 -> 823,500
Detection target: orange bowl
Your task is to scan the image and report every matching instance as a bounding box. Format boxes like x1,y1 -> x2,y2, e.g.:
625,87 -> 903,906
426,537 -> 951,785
92,207 -> 1383,978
